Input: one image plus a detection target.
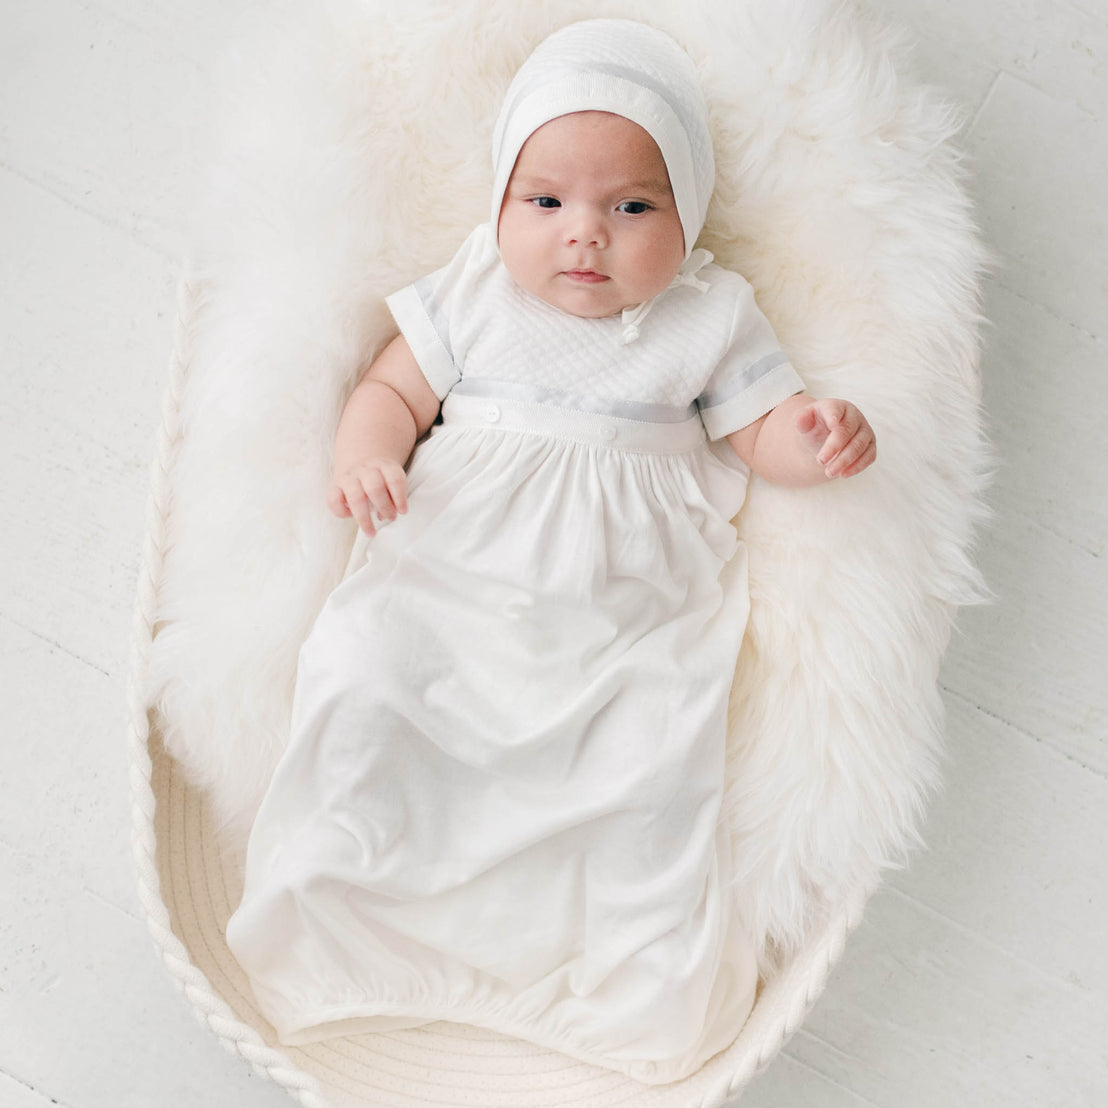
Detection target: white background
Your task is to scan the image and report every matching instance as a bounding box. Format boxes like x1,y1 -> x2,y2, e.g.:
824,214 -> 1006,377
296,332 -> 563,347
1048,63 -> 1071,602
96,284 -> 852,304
1,0 -> 1105,1104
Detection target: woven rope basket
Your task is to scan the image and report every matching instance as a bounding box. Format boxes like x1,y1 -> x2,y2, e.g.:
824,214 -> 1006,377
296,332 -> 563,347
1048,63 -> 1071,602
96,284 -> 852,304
127,1 -> 987,1103
127,278 -> 870,1107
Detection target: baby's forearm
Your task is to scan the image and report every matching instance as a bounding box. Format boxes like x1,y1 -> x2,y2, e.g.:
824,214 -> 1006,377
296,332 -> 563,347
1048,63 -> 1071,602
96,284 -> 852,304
730,395 -> 830,487
332,377 -> 418,478
727,392 -> 876,486
327,335 -> 440,533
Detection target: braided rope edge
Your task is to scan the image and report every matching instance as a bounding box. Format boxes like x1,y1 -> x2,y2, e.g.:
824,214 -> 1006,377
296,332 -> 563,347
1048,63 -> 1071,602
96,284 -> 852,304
126,277 -> 332,1108
699,887 -> 871,1107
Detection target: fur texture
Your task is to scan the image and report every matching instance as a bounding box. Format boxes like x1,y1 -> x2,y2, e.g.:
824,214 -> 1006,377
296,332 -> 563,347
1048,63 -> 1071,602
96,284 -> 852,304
148,0 -> 991,967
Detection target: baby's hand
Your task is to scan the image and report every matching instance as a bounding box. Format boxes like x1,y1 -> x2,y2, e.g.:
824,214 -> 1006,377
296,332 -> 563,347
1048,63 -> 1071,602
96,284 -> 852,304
795,398 -> 876,479
327,459 -> 409,536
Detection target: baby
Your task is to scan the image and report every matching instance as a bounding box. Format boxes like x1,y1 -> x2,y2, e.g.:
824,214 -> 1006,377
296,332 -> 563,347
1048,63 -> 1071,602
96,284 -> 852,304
227,18 -> 874,1086
330,117 -> 873,534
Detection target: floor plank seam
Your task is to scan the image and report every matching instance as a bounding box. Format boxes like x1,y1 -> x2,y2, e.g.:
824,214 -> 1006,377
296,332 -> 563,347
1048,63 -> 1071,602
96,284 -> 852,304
777,1048 -> 885,1108
0,1065 -> 71,1107
965,69 -> 1002,135
884,883 -> 1100,993
987,276 -> 1104,345
0,610 -> 112,677
940,683 -> 1108,781
0,156 -> 174,265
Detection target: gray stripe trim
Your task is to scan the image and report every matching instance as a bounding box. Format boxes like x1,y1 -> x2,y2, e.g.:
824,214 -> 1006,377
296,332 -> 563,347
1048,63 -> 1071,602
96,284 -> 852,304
697,351 -> 791,409
452,377 -> 697,423
495,60 -> 691,171
414,275 -> 453,365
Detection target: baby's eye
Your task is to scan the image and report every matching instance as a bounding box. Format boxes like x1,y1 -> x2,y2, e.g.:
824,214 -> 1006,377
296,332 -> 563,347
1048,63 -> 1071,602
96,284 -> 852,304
617,201 -> 651,215
530,196 -> 561,209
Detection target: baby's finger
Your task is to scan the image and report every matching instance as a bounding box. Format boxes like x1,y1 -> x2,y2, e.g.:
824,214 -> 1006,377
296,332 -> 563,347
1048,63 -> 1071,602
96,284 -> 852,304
794,404 -> 819,436
381,465 -> 409,515
361,469 -> 399,524
825,429 -> 872,477
795,405 -> 829,451
814,402 -> 855,464
326,485 -> 352,518
341,479 -> 377,536
816,424 -> 855,466
839,439 -> 877,478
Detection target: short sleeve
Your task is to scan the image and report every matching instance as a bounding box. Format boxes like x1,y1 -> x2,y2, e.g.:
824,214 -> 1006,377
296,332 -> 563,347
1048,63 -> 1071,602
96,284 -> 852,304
695,278 -> 806,440
384,224 -> 496,401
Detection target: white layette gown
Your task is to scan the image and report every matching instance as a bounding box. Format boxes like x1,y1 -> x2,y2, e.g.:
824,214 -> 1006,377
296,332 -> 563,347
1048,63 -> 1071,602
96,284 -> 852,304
225,222 -> 806,1085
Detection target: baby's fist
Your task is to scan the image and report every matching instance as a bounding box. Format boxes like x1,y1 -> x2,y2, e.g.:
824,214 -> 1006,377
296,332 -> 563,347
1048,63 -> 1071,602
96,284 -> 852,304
328,458 -> 409,536
795,398 -> 876,479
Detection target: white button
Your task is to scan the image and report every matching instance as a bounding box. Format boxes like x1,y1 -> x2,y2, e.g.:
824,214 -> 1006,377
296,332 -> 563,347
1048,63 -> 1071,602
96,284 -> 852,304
484,405 -> 501,423
601,423 -> 618,441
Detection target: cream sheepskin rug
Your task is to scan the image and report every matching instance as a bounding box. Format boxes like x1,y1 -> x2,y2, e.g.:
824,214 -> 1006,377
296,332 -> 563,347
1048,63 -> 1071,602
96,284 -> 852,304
140,0 -> 989,1091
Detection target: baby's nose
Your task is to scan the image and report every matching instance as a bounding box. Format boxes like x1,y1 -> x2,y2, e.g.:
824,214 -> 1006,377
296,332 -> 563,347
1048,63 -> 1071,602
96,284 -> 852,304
565,209 -> 608,248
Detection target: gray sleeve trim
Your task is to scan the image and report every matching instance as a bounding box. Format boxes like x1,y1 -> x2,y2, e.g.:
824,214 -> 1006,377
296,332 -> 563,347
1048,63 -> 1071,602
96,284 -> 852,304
384,281 -> 461,401
697,361 -> 807,441
697,351 -> 791,408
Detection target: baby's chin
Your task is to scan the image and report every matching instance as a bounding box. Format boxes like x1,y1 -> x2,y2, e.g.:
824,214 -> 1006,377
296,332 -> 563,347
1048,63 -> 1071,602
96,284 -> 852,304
510,271 -> 660,319
536,285 -> 641,319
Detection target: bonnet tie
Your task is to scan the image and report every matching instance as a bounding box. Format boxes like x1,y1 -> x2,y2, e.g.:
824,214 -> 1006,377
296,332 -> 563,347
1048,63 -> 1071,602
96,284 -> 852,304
620,248 -> 715,344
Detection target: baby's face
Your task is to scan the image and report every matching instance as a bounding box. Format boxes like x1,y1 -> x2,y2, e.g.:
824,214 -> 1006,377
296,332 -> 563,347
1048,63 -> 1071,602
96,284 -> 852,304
497,111 -> 686,318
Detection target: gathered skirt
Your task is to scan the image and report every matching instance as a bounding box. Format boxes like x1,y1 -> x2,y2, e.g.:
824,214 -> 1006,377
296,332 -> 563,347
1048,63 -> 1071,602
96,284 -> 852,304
225,390 -> 760,1085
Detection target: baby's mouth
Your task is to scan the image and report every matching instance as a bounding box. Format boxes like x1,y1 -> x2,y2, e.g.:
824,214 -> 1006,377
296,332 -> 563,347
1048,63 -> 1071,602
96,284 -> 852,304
563,269 -> 610,284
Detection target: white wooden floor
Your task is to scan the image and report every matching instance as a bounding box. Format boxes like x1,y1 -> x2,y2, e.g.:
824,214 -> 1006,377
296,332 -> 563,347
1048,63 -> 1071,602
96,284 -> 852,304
2,0 -> 1106,1105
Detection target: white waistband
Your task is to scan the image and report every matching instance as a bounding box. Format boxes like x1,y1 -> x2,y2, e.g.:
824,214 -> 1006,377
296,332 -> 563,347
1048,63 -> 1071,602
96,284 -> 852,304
438,391 -> 708,454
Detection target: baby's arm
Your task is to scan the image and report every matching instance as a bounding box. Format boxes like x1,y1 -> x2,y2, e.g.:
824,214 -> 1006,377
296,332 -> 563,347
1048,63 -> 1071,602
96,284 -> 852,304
726,393 -> 876,486
327,334 -> 441,535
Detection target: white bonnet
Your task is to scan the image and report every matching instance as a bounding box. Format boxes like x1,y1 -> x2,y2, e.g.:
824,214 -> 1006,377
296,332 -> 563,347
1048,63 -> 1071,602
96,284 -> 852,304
490,18 -> 716,260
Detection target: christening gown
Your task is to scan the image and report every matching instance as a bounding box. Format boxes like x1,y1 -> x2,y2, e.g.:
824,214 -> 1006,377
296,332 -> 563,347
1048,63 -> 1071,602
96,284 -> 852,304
224,221 -> 806,1085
